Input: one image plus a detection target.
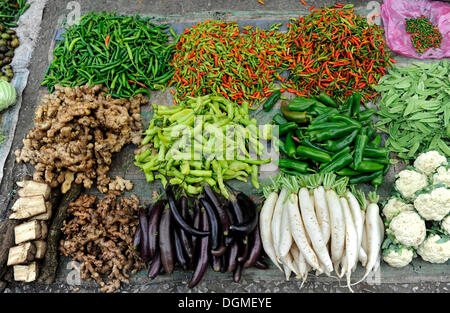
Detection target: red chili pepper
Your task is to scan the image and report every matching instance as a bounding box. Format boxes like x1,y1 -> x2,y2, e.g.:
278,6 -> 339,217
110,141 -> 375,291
105,35 -> 110,47
128,80 -> 147,88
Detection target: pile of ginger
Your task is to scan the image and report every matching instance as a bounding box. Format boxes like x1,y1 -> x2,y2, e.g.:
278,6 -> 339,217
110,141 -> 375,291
59,192 -> 144,293
14,84 -> 147,193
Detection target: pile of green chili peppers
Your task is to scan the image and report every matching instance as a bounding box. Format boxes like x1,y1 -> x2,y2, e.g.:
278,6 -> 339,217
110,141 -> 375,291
134,95 -> 272,198
42,12 -> 177,98
274,92 -> 390,188
0,0 -> 30,30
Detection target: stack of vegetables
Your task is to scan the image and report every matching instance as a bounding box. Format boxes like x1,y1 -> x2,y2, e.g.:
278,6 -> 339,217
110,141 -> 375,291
170,20 -> 288,105
259,173 -> 384,292
375,60 -> 450,160
135,185 -> 266,288
283,4 -> 394,102
0,0 -> 29,30
274,92 -> 390,188
134,94 -> 271,198
381,150 -> 450,268
42,12 -> 177,98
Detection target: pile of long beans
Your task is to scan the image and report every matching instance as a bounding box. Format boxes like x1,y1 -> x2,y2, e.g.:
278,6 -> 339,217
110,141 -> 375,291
170,20 -> 288,106
284,4 -> 394,103
134,94 -> 271,198
0,0 -> 29,30
134,185 -> 266,288
274,92 -> 390,188
42,12 -> 176,98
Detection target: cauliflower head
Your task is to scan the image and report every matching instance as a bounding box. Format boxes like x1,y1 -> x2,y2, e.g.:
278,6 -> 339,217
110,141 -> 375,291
414,187 -> 450,221
389,211 -> 426,247
433,166 -> 450,187
395,170 -> 428,199
383,247 -> 414,268
382,197 -> 414,221
416,234 -> 450,264
442,215 -> 450,235
413,150 -> 447,176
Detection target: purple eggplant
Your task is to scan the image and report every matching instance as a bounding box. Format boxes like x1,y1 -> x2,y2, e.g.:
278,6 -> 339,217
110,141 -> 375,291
159,205 -> 175,274
204,185 -> 231,236
147,199 -> 165,259
230,210 -> 259,235
174,227 -> 188,271
244,225 -> 263,268
199,197 -> 221,252
139,208 -> 150,262
133,226 -> 141,250
237,236 -> 250,263
166,184 -> 210,236
233,263 -> 243,283
148,251 -> 162,279
254,259 -> 268,270
188,208 -> 210,288
211,255 -> 221,272
228,193 -> 245,224
226,241 -> 239,273
179,196 -> 194,259
220,254 -> 227,273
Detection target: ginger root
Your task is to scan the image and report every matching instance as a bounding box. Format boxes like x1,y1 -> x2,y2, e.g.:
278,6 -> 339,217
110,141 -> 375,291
59,192 -> 144,293
14,84 -> 147,193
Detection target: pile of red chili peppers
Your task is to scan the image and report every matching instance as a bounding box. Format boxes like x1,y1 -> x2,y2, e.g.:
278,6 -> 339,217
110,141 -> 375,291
283,4 -> 395,103
169,20 -> 288,106
405,15 -> 442,55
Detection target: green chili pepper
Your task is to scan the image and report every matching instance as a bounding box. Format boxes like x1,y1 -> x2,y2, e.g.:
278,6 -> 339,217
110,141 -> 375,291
349,170 -> 383,185
263,90 -> 281,112
372,173 -> 383,189
316,91 -> 338,108
323,129 -> 358,152
368,134 -> 382,147
278,158 -> 310,173
320,152 -> 353,173
273,113 -> 288,125
288,97 -> 321,112
353,129 -> 368,170
329,114 -> 362,128
295,145 -> 332,163
351,92 -> 361,117
279,121 -> 298,136
309,124 -> 358,142
363,156 -> 390,165
302,138 -> 331,154
281,101 -> 311,123
310,108 -> 339,124
350,160 -> 384,172
363,146 -> 388,158
285,131 -> 297,158
307,122 -> 348,131
336,167 -> 360,176
280,167 -> 308,177
342,94 -> 354,117
358,109 -> 376,121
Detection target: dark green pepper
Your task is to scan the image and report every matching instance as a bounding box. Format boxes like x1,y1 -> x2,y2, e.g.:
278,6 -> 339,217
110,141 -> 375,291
323,129 -> 358,152
263,90 -> 281,112
280,167 -> 308,177
351,92 -> 361,117
311,108 -> 339,124
363,156 -> 390,165
320,146 -> 352,170
350,160 -> 384,172
281,101 -> 311,123
320,152 -> 353,173
273,113 -> 288,125
358,109 -> 377,121
363,146 -> 388,159
354,129 -> 368,170
329,114 -> 362,128
307,122 -> 348,131
368,134 -> 382,147
342,94 -> 354,117
316,91 -> 338,108
336,167 -> 360,176
278,158 -> 310,173
288,97 -> 322,112
349,170 -> 383,185
277,139 -> 290,156
372,173 -> 384,189
308,124 -> 358,142
285,131 -> 297,158
295,145 -> 332,163
302,138 -> 331,154
279,122 -> 298,136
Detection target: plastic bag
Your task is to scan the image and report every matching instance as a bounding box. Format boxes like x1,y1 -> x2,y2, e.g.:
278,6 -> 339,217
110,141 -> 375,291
380,0 -> 450,59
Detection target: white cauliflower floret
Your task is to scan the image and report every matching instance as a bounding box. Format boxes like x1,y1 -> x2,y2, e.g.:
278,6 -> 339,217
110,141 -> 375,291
413,150 -> 447,176
433,166 -> 450,187
414,187 -> 450,221
389,211 -> 426,247
442,215 -> 450,235
383,247 -> 414,268
382,197 -> 414,221
417,234 -> 450,264
395,170 -> 428,199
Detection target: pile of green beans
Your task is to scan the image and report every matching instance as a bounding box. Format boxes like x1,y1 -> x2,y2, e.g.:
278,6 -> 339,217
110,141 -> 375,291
0,0 -> 30,30
134,95 -> 272,198
275,92 -> 390,188
42,12 -> 177,98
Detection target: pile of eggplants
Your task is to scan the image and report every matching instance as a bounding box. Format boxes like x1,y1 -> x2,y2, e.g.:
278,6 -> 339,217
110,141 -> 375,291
133,184 -> 267,288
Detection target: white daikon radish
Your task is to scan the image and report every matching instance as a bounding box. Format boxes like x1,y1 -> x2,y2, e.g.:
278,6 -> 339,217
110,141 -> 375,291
314,186 -> 331,245
279,195 -> 293,259
340,196 -> 358,292
259,191 -> 282,271
271,188 -> 288,261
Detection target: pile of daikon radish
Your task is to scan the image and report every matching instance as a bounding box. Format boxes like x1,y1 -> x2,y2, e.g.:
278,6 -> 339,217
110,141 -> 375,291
259,173 -> 384,292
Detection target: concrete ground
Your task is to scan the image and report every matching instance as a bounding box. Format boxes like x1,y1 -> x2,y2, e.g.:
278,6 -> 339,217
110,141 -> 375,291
1,0 -> 449,293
